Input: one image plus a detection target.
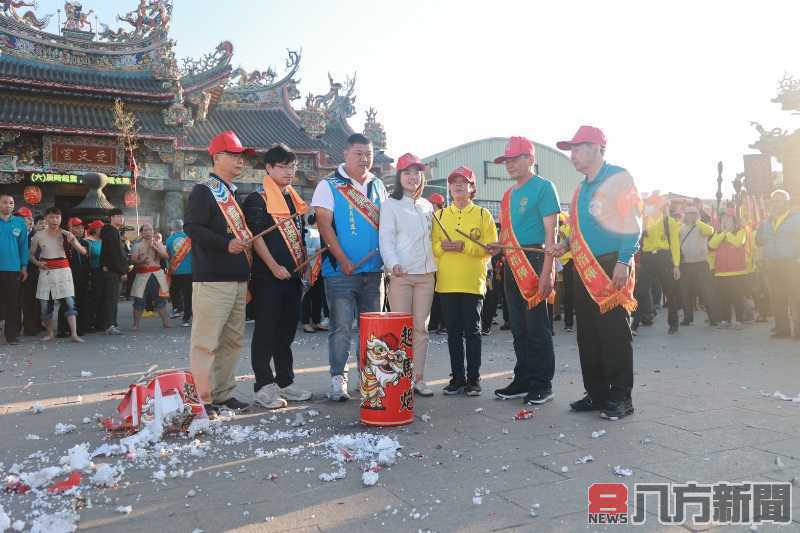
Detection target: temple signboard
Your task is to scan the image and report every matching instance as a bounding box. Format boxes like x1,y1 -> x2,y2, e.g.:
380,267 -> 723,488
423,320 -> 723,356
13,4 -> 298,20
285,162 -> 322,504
43,136 -> 124,173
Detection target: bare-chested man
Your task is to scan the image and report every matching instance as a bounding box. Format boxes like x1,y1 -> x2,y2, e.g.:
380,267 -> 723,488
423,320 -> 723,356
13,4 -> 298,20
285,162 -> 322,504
130,223 -> 171,330
29,207 -> 87,342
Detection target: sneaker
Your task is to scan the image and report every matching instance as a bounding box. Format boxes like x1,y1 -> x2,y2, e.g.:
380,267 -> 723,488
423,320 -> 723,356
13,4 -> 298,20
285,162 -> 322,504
328,375 -> 350,401
170,310 -> 181,319
215,397 -> 250,411
570,394 -> 603,412
255,384 -> 288,409
106,326 -> 121,335
182,321 -> 191,327
279,383 -> 312,402
303,324 -> 316,333
499,323 -> 511,331
680,320 -> 692,326
442,378 -> 466,395
465,378 -> 482,396
245,318 -> 255,325
203,403 -> 220,418
525,389 -> 554,405
564,326 -> 573,333
480,328 -> 491,336
730,321 -> 743,330
494,380 -> 528,400
667,325 -> 678,335
414,381 -> 434,397
717,321 -> 731,329
600,399 -> 634,420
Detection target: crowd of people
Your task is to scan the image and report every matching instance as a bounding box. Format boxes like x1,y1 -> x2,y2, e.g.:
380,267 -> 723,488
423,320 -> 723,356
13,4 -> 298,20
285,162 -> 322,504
1,125 -> 798,423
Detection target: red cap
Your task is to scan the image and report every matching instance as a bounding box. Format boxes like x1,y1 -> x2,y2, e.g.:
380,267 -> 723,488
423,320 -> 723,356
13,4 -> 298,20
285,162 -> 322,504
88,220 -> 104,230
396,152 -> 426,172
447,166 -> 476,184
68,217 -> 84,226
208,130 -> 256,158
15,207 -> 32,218
493,136 -> 535,164
556,125 -> 607,150
428,193 -> 445,206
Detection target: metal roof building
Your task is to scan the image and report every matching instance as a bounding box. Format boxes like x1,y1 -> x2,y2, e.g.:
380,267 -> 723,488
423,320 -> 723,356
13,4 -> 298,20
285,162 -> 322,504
422,137 -> 583,216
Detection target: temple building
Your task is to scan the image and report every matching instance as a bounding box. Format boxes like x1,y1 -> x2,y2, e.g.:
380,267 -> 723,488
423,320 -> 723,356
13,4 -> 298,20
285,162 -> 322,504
0,0 -> 392,228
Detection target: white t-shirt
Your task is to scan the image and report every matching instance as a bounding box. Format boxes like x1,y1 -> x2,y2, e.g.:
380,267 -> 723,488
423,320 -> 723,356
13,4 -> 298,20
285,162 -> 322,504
311,164 -> 386,212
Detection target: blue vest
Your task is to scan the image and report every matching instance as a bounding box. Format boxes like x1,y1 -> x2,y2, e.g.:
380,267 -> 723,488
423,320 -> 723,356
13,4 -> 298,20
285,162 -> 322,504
322,171 -> 385,277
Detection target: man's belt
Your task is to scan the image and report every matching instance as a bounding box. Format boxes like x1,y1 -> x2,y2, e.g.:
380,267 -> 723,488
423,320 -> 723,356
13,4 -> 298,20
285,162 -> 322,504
134,265 -> 163,274
43,258 -> 69,269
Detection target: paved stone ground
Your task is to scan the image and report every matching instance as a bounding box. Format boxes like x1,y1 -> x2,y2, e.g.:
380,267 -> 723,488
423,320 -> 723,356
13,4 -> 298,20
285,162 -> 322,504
0,303 -> 798,533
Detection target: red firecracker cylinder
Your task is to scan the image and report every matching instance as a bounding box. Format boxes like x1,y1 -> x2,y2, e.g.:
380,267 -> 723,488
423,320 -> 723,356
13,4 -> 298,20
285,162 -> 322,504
23,185 -> 42,205
124,190 -> 139,208
358,312 -> 414,427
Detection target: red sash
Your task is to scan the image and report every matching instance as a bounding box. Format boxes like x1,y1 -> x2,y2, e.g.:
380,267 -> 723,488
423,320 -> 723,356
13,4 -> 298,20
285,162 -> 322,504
260,192 -> 306,268
168,237 -> 192,274
569,186 -> 637,314
43,258 -> 69,269
203,178 -> 253,266
337,183 -> 380,229
134,265 -> 162,274
499,188 -> 550,308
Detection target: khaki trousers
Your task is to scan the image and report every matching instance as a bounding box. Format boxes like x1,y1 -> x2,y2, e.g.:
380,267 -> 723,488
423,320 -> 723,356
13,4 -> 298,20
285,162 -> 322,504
387,273 -> 435,380
189,281 -> 247,403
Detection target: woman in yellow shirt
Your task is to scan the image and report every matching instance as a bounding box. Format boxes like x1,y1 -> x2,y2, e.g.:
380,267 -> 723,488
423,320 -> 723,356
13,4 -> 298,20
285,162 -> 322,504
708,212 -> 748,329
432,166 -> 497,396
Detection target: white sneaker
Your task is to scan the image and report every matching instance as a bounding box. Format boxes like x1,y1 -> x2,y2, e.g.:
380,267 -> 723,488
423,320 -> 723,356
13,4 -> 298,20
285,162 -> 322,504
414,380 -> 434,397
254,383 -> 288,409
106,326 -> 122,335
328,375 -> 350,402
279,383 -> 312,402
716,321 -> 730,329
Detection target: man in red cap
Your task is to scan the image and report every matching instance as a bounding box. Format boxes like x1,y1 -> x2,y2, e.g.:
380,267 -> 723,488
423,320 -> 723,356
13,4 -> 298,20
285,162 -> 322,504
549,126 -> 642,420
185,130 -> 254,415
56,217 -> 91,337
488,137 -> 561,406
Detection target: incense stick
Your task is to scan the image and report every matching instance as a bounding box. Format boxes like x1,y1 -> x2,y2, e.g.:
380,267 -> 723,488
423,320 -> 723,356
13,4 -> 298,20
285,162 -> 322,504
293,246 -> 329,273
432,212 -> 452,241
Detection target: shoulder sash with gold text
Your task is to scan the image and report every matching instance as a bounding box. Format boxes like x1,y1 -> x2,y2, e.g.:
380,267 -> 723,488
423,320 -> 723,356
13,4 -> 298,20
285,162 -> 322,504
168,237 -> 192,274
260,191 -> 306,267
569,185 -> 637,314
499,188 -> 549,309
336,182 -> 380,230
202,178 -> 253,266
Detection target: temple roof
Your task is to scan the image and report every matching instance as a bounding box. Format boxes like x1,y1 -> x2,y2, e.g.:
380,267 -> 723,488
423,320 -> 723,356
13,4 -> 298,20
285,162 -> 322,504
0,91 -> 181,138
0,55 -> 172,98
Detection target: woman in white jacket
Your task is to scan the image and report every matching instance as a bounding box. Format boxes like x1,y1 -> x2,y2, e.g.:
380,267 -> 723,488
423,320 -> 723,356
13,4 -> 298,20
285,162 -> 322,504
379,153 -> 437,396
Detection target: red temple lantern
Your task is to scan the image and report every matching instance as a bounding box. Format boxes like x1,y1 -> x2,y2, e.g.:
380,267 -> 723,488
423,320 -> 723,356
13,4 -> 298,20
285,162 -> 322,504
124,190 -> 140,208
23,185 -> 42,205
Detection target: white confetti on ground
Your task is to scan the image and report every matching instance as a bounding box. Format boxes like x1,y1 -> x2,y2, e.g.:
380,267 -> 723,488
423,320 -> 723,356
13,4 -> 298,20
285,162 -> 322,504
90,464 -> 122,487
319,467 -> 346,482
62,443 -> 91,471
0,505 -> 10,532
80,371 -> 93,377
25,434 -> 41,440
54,423 -> 76,435
591,429 -> 607,439
31,403 -> 44,414
115,506 -> 132,515
575,455 -> 594,464
30,511 -> 78,533
613,465 -> 633,477
362,468 -> 379,486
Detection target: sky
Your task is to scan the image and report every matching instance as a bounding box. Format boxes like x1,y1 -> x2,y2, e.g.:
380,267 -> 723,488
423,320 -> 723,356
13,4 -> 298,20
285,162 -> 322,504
29,0 -> 800,198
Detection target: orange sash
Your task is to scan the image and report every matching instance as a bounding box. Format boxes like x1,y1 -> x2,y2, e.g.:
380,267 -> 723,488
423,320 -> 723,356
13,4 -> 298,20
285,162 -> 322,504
168,237 -> 192,274
260,191 -> 306,268
203,177 -> 253,266
569,186 -> 637,314
499,188 -> 550,309
337,183 -> 380,229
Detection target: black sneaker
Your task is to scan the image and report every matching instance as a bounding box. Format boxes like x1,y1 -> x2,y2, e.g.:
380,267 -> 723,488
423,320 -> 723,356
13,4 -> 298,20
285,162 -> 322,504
442,378 -> 466,395
203,403 -> 220,418
500,323 -> 511,331
564,326 -> 573,333
570,394 -> 603,412
215,397 -> 250,411
525,389 -> 554,405
667,325 -> 678,335
494,380 -> 528,400
600,399 -> 634,420
480,328 -> 491,336
465,378 -> 481,397
680,320 -> 692,326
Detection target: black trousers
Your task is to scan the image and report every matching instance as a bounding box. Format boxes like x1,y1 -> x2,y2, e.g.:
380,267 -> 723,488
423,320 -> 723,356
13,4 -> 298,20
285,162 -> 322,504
504,253 -> 555,392
20,270 -> 40,335
679,261 -> 718,323
574,253 -> 634,403
0,271 -> 21,342
561,260 -> 575,328
715,275 -> 746,323
638,250 -> 679,327
251,279 -> 301,391
766,260 -> 800,335
98,271 -> 122,330
171,274 -> 193,322
440,292 -> 483,381
85,268 -> 104,331
429,291 -> 444,330
302,278 -> 323,325
481,279 -> 499,331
